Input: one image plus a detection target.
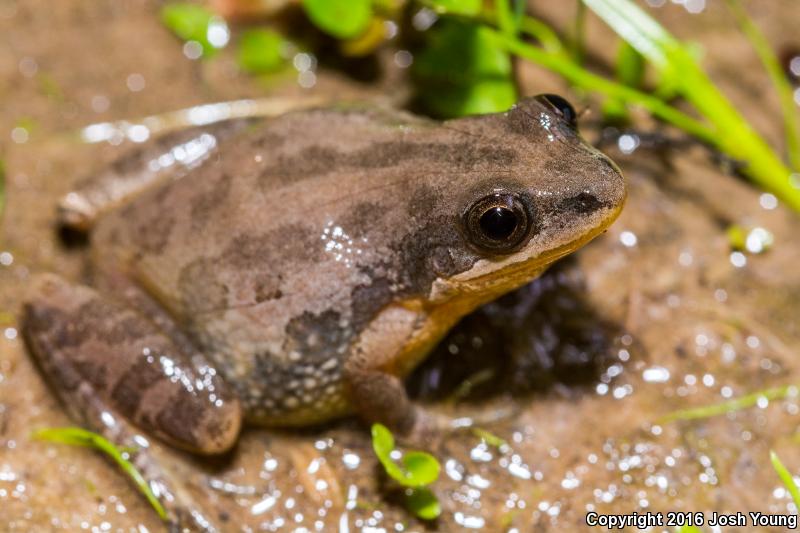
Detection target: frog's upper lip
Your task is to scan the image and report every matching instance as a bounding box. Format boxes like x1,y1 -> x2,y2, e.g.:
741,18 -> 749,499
429,196 -> 626,304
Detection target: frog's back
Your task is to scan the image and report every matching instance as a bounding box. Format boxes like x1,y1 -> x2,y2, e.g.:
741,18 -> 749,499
90,105 -> 495,423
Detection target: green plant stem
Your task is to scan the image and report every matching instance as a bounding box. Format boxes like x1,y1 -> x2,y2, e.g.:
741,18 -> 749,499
33,427 -> 168,521
770,451 -> 800,510
658,384 -> 797,423
725,0 -> 800,172
583,0 -> 800,212
489,30 -> 716,142
571,0 -> 587,64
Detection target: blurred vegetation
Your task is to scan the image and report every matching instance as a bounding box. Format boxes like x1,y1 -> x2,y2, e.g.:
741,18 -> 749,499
33,427 -> 168,522
160,0 -> 800,214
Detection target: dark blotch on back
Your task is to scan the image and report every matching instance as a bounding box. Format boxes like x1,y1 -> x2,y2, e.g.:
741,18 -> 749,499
265,141 -> 517,183
178,224 -> 320,314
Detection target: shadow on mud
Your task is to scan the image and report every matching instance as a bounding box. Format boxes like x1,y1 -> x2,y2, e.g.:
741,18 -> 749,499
408,256 -> 630,403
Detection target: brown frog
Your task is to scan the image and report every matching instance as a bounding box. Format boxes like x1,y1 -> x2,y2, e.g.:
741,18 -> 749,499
22,95 -> 624,524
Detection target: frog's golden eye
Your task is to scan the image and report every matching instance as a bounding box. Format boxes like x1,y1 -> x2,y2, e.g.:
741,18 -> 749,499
464,193 -> 532,253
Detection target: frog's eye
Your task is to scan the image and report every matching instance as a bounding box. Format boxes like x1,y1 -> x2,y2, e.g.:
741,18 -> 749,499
537,94 -> 578,128
464,193 -> 532,253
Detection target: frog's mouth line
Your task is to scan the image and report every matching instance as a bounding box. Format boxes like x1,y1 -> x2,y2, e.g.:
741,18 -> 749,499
428,199 -> 625,308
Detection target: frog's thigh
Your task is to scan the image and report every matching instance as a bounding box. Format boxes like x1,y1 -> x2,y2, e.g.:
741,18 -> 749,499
344,306 -> 425,436
59,119 -> 249,230
22,273 -> 242,454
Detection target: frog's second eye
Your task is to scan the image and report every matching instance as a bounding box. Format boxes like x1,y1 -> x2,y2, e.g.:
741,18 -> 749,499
464,193 -> 531,254
537,94 -> 578,128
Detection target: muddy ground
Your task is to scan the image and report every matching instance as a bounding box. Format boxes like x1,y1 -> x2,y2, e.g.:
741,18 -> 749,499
1,1 -> 799,532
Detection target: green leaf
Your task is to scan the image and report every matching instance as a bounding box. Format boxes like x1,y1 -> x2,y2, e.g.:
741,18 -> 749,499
302,0 -> 371,39
33,427 -> 167,521
770,451 -> 800,510
401,451 -> 440,486
238,29 -> 287,74
161,3 -> 223,58
371,424 -> 441,488
424,0 -> 482,16
406,487 -> 441,520
412,18 -> 517,118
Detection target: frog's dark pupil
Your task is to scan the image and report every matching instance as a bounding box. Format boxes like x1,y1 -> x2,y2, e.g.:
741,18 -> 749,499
479,207 -> 518,241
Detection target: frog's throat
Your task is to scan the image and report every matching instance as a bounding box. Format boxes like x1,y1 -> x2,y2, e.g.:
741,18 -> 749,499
429,201 -> 625,310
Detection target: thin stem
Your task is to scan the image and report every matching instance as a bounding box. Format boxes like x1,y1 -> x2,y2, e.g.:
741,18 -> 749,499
725,0 -> 800,172
490,30 -> 716,142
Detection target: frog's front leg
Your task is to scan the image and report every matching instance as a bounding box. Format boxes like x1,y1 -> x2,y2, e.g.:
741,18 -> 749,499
343,305 -> 447,442
22,273 -> 242,527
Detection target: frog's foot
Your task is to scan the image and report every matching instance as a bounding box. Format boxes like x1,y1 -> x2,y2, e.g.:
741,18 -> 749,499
22,273 -> 243,529
344,364 -> 514,450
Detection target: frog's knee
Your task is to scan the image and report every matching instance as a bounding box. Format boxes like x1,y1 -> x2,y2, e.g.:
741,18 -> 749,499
152,391 -> 243,455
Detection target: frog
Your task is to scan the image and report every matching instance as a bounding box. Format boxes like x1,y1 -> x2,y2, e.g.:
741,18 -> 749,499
22,95 -> 624,524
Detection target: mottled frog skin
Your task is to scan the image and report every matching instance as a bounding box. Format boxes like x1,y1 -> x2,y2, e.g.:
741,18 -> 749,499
23,96 -> 625,461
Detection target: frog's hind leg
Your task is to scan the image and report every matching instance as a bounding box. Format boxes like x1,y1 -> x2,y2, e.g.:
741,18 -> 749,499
60,119 -> 251,230
22,273 -> 242,527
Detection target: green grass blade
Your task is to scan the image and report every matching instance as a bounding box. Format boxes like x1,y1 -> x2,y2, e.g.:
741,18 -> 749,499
518,16 -> 566,55
583,0 -> 800,213
490,30 -> 715,142
658,384 -> 797,423
33,427 -> 168,521
770,451 -> 800,510
725,0 -> 800,172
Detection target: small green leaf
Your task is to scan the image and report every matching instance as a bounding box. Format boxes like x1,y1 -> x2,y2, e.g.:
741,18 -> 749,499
401,451 -> 440,487
406,487 -> 441,520
161,3 -> 223,57
425,0 -> 482,16
371,422 -> 395,458
302,0 -> 371,39
371,424 -> 441,488
413,18 -> 517,118
33,427 -> 168,521
238,29 -> 287,74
